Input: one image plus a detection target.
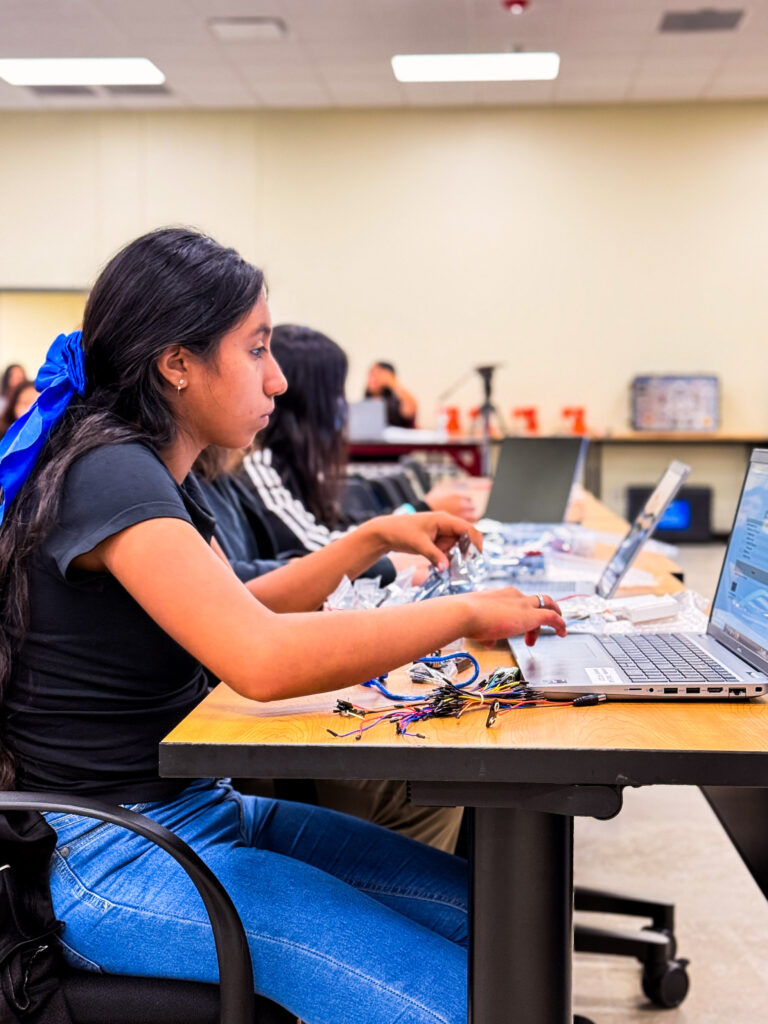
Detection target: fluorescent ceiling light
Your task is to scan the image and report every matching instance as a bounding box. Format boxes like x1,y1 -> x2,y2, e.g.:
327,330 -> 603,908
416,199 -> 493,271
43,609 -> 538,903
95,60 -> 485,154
391,52 -> 560,83
0,58 -> 165,87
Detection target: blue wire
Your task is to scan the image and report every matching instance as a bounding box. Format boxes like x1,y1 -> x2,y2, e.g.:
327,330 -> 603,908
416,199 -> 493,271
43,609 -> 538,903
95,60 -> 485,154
360,676 -> 425,702
414,651 -> 480,689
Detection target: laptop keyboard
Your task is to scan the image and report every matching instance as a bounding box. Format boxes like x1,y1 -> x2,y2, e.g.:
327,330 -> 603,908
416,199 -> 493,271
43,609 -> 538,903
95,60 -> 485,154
598,633 -> 739,683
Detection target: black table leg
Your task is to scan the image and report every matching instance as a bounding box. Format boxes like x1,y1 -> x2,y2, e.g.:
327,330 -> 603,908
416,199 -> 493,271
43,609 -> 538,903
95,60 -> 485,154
470,805 -> 574,1024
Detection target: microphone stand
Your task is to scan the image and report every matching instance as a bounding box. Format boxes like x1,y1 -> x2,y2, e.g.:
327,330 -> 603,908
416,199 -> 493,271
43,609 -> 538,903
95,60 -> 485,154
475,365 -> 504,476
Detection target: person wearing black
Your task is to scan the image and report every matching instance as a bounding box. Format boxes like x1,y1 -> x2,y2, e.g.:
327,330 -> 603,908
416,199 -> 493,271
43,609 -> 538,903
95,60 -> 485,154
0,227 -> 564,1024
365,359 -> 418,428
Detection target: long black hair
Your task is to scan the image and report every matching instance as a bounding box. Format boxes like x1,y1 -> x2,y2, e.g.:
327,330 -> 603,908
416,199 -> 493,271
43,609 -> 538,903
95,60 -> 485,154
258,324 -> 348,527
0,226 -> 264,788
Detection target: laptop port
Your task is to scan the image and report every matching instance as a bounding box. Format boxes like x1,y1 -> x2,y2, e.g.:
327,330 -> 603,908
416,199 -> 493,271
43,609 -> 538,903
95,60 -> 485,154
707,687 -> 723,693
686,687 -> 700,694
664,687 -> 678,694
729,687 -> 746,696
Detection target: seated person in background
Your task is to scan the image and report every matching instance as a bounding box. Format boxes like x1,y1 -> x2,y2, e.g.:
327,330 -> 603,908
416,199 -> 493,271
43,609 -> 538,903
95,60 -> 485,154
195,445 -> 398,586
0,378 -> 37,436
365,359 -> 418,428
193,445 -> 284,581
241,324 -> 475,569
0,363 -> 26,415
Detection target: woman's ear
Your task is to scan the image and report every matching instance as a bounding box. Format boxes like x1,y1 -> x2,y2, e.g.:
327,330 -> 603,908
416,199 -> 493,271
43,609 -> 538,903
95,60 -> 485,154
156,346 -> 191,392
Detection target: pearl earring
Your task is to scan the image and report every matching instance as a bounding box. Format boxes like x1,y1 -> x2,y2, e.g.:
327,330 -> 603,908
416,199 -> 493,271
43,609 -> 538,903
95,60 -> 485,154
177,379 -> 185,394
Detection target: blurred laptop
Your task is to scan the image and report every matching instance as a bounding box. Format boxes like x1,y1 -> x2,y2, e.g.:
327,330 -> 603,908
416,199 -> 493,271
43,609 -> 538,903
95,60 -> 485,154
484,437 -> 588,524
510,449 -> 768,701
347,398 -> 387,441
541,459 -> 691,601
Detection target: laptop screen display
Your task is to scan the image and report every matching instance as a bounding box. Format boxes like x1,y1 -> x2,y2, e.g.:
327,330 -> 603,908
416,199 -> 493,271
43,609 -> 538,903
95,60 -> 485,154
597,460 -> 690,598
710,455 -> 768,672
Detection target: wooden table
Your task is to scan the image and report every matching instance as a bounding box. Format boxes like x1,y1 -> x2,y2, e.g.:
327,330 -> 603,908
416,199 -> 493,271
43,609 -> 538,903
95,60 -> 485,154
160,506 -> 768,1023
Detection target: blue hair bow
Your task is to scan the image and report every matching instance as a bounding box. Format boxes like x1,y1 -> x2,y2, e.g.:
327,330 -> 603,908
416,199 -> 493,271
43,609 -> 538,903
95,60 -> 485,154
0,330 -> 86,524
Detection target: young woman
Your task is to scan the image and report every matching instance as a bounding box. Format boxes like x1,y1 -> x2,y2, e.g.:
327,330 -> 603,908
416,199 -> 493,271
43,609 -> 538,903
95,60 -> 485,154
0,227 -> 565,1024
242,323 -> 476,559
0,378 -> 38,436
0,362 -> 26,415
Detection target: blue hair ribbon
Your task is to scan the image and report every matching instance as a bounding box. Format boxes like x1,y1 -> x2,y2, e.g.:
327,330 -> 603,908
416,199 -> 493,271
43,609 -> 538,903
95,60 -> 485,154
0,330 -> 86,524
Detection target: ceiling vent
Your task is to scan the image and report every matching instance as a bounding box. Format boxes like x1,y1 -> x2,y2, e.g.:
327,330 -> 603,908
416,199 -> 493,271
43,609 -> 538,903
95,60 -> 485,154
104,84 -> 171,96
208,17 -> 288,42
28,85 -> 96,97
659,8 -> 744,31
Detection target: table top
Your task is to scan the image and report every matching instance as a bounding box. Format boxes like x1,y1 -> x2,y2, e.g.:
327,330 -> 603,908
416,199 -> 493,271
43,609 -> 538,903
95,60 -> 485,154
594,431 -> 768,444
160,497 -> 768,791
160,636 -> 768,789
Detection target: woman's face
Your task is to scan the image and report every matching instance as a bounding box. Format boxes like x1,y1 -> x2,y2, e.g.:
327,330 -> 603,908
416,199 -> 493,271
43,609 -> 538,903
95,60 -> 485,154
6,366 -> 25,393
178,294 -> 288,451
12,384 -> 37,421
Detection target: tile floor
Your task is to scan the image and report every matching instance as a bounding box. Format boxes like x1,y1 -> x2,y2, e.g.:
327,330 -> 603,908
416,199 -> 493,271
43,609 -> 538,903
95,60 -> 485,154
572,543 -> 768,1023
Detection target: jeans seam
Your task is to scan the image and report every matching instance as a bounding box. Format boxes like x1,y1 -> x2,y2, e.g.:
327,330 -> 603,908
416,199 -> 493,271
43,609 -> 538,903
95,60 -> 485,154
352,882 -> 466,913
247,933 -> 455,1024
53,855 -> 215,925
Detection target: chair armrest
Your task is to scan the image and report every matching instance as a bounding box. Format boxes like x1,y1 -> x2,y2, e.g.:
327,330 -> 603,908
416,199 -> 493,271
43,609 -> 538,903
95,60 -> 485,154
0,791 -> 254,1024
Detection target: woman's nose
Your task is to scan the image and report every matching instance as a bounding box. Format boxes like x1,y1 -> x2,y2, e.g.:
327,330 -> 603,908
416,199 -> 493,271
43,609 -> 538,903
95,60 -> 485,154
268,355 -> 288,396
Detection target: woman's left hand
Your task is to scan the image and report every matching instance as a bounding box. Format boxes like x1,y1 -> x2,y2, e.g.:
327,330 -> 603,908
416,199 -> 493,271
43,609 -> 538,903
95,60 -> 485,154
363,511 -> 482,571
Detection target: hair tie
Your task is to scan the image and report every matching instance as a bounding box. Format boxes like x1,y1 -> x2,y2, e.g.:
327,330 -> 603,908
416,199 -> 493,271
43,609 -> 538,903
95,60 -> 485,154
0,330 -> 86,524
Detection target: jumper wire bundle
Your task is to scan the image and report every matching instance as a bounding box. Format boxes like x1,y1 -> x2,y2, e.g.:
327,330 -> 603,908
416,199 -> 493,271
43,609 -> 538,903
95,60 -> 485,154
327,652 -> 604,741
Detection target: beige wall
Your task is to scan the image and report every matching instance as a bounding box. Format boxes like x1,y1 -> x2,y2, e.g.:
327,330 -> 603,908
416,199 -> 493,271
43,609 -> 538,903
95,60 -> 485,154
0,291 -> 86,376
0,103 -> 766,517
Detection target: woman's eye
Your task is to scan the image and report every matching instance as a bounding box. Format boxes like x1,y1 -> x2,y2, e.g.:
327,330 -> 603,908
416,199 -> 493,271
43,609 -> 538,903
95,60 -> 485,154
252,347 -> 266,359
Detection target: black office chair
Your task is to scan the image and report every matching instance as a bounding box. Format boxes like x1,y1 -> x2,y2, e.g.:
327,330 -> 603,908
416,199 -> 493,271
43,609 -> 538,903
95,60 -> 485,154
399,456 -> 432,495
0,792 -> 296,1024
339,475 -> 387,522
574,886 -> 689,1008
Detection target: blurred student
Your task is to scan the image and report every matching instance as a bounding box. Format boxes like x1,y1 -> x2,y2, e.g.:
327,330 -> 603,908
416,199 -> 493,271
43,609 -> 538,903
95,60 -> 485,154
0,363 -> 26,415
242,325 -> 475,561
0,378 -> 37,436
365,360 -> 418,428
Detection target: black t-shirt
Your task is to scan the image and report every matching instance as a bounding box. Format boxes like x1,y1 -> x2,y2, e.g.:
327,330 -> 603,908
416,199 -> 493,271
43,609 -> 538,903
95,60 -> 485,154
364,387 -> 416,429
3,442 -> 215,802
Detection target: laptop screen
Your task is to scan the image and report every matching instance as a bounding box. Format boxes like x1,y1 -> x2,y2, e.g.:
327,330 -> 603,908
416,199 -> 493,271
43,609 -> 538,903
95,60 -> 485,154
709,450 -> 768,675
596,460 -> 691,599
346,398 -> 387,441
483,437 -> 587,524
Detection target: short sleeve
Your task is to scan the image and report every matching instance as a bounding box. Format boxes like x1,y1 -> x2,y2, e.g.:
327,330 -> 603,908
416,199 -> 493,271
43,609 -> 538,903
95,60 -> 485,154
46,443 -> 202,579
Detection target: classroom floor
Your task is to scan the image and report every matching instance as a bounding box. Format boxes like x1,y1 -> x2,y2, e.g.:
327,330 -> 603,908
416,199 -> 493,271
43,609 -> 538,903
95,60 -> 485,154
573,543 -> 768,1023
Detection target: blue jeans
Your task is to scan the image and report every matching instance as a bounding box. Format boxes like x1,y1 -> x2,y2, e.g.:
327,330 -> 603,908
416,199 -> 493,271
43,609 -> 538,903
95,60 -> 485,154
45,778 -> 468,1024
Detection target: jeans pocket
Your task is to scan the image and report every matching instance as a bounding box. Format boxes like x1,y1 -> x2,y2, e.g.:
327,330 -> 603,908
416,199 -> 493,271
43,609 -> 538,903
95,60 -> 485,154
58,936 -> 104,973
56,819 -> 116,856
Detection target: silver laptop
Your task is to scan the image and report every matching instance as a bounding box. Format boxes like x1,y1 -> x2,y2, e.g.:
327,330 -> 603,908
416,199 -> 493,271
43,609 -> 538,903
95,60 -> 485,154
510,449 -> 768,700
484,437 -> 588,524
346,398 -> 387,441
542,459 -> 691,601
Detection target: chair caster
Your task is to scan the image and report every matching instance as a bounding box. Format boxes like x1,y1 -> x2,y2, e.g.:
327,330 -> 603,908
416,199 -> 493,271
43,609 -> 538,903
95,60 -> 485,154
641,958 -> 690,1008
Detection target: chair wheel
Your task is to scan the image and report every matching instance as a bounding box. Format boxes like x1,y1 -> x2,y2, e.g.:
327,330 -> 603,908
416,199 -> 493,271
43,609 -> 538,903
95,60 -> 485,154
642,924 -> 677,959
641,958 -> 690,1008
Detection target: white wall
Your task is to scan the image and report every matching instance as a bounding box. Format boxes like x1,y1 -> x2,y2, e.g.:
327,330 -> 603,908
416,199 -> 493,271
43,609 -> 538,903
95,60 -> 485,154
1,103 -> 767,446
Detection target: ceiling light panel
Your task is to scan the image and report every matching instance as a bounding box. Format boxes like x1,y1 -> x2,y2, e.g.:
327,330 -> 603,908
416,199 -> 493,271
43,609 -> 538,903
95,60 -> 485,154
391,52 -> 560,82
0,58 -> 166,86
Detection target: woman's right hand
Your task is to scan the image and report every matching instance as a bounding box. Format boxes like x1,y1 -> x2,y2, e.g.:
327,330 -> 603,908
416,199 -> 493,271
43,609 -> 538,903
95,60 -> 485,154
461,589 -> 567,648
